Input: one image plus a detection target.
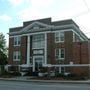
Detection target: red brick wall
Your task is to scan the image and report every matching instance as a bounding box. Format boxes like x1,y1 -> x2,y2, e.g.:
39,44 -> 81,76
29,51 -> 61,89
64,31 -> 73,64
47,31 -> 90,75
72,42 -> 90,75
20,36 -> 27,64
47,33 -> 55,64
73,42 -> 89,64
8,36 -> 27,65
8,37 -> 21,65
8,31 -> 90,75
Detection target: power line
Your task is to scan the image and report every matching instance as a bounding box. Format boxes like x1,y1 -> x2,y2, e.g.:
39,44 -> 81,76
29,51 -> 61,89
72,0 -> 90,19
82,0 -> 90,11
71,0 -> 90,36
85,32 -> 90,34
72,11 -> 89,18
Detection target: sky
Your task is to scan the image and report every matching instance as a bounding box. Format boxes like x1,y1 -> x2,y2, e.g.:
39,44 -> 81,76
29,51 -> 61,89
0,0 -> 90,46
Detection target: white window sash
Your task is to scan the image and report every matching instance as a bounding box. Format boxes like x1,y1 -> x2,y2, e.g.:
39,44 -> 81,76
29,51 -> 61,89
55,32 -> 64,43
55,48 -> 65,60
14,36 -> 21,46
13,51 -> 20,61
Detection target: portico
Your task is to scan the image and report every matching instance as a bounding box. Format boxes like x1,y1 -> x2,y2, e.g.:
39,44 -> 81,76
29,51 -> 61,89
25,32 -> 47,72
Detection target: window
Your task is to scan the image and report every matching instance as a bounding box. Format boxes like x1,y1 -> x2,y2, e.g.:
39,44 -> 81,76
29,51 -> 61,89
13,51 -> 20,61
32,34 -> 45,49
14,36 -> 21,46
33,49 -> 43,55
55,48 -> 65,60
55,32 -> 64,42
34,56 -> 43,71
32,34 -> 44,42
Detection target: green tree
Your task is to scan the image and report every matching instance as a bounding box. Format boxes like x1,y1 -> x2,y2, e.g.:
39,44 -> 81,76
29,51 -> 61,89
0,50 -> 7,65
0,33 -> 7,74
0,33 -> 6,53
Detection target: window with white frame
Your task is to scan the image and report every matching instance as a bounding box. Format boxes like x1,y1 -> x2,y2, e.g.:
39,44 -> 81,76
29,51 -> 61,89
13,51 -> 20,61
55,48 -> 65,60
55,32 -> 64,42
14,36 -> 21,46
33,49 -> 43,55
32,34 -> 45,49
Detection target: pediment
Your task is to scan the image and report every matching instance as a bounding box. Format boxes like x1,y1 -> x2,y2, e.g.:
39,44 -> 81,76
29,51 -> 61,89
19,21 -> 51,33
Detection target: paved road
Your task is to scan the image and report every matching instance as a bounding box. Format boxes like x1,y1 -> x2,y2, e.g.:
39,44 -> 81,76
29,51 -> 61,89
0,81 -> 90,90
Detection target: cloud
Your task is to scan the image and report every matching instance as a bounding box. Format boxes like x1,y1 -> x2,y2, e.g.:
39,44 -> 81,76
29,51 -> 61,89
17,0 -> 90,38
18,7 -> 39,21
31,0 -> 54,8
74,12 -> 90,32
17,0 -> 87,21
17,0 -> 54,21
0,14 -> 11,21
8,0 -> 23,6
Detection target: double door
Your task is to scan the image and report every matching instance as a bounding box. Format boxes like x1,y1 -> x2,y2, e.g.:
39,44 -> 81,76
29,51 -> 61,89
33,56 -> 43,72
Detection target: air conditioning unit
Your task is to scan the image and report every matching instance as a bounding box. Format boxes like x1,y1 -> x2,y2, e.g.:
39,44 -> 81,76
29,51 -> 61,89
70,61 -> 73,65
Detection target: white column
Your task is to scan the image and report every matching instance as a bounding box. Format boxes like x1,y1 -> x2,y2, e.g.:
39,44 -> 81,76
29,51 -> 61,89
27,35 -> 30,66
59,67 -> 61,73
44,33 -> 47,65
32,57 -> 35,72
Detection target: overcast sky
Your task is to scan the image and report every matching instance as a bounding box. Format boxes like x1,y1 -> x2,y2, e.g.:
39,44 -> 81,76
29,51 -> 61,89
0,0 -> 90,45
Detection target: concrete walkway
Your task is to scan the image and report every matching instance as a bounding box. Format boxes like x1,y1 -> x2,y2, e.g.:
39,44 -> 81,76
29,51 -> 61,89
0,76 -> 90,84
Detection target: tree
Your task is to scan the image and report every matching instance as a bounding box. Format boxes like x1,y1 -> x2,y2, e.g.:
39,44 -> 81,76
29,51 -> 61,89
0,33 -> 7,74
0,33 -> 6,53
0,50 -> 7,65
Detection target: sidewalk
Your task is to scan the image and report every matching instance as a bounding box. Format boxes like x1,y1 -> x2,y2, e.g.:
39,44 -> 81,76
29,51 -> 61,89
0,76 -> 90,84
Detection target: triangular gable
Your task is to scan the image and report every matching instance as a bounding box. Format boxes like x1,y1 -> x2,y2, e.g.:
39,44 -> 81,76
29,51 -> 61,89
19,21 -> 51,33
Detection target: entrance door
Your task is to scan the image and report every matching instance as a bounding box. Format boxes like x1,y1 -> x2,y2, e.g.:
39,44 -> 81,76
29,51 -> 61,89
33,56 -> 43,72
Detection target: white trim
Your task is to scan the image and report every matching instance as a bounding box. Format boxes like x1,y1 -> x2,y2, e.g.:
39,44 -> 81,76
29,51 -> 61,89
13,51 -> 20,61
32,56 -> 35,72
59,67 -> 61,73
9,31 -> 51,38
20,21 -> 52,33
13,36 -> 21,46
26,35 -> 30,65
13,45 -> 20,47
45,64 -> 90,67
9,29 -> 72,38
9,21 -> 52,35
9,24 -> 73,35
8,20 -> 88,41
55,48 -> 65,60
73,33 -> 75,42
73,25 -> 88,41
55,31 -> 64,43
73,30 -> 85,41
13,59 -> 20,61
52,24 -> 88,41
9,28 -> 87,42
20,64 -> 32,67
45,33 -> 47,64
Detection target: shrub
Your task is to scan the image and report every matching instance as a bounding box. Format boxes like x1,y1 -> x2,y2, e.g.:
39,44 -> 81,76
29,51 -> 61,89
10,72 -> 21,76
55,73 -> 64,77
65,73 -> 89,80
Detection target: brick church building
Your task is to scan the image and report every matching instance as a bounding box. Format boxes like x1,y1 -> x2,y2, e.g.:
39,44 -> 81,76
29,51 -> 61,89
8,18 -> 90,76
